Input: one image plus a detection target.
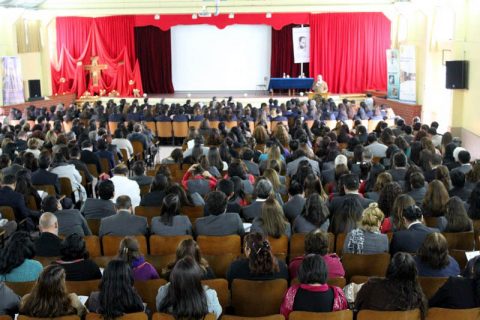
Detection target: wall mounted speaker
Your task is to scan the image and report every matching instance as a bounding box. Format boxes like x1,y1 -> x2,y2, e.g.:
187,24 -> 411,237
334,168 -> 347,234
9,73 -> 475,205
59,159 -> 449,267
446,60 -> 468,89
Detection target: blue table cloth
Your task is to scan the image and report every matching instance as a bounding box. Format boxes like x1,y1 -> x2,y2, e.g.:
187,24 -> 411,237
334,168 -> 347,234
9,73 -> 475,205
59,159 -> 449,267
268,78 -> 314,90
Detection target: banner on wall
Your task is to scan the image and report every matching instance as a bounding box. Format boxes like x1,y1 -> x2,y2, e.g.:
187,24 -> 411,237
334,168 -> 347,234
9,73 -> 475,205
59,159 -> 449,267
292,27 -> 310,64
2,56 -> 25,105
399,45 -> 416,102
386,49 -> 400,99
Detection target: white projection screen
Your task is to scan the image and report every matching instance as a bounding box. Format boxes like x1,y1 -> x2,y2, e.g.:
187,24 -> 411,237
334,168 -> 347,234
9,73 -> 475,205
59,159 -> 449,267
171,24 -> 271,91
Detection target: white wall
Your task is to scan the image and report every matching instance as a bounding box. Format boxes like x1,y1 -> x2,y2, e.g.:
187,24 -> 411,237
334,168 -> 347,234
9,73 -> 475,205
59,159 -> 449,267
171,24 -> 271,91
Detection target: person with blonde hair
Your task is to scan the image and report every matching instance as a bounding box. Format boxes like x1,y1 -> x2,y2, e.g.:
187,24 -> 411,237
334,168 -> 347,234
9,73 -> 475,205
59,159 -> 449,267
343,203 -> 389,254
251,196 -> 291,239
262,168 -> 286,195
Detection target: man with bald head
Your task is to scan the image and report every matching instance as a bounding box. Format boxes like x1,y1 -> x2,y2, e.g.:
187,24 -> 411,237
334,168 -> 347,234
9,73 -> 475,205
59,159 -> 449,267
34,212 -> 61,257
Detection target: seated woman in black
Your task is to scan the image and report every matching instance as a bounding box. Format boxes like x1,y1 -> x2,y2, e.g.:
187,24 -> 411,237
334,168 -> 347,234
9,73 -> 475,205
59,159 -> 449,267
226,232 -> 288,285
55,233 -> 102,281
429,256 -> 480,309
280,254 -> 348,318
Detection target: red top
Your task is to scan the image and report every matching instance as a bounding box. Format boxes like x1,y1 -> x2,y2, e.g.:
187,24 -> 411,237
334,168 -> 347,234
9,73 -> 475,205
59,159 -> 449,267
181,171 -> 217,190
289,254 -> 345,280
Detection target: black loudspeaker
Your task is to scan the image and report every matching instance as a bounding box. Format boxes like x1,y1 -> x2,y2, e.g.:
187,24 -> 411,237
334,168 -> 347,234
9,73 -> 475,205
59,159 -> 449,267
28,79 -> 41,98
446,60 -> 468,89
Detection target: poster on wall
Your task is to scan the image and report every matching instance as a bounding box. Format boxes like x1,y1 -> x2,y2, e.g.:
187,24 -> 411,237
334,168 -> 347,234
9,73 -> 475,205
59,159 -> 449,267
399,45 -> 416,102
386,49 -> 400,99
2,56 -> 24,105
292,27 -> 310,64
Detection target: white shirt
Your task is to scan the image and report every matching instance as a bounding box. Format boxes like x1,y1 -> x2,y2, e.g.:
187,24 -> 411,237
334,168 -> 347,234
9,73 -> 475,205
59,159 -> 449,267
111,138 -> 134,157
110,175 -> 141,209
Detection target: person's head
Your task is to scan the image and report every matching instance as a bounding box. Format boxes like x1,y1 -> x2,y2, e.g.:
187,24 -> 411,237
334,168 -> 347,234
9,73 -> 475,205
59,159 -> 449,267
151,174 -> 169,192
113,163 -> 129,176
386,252 -> 420,284
444,196 -> 472,232
435,165 -> 452,191
160,193 -> 181,225
95,179 -> 114,200
255,179 -> 273,199
116,195 -> 132,213
39,212 -> 58,235
159,256 -> 208,319
216,178 -> 234,199
410,171 -> 425,189
423,180 -> 449,216
99,260 -> 144,320
458,150 -> 471,165
0,231 -> 36,274
417,233 -> 450,270
19,264 -> 74,318
117,236 -> 143,265
391,194 -> 416,230
378,182 -> 403,216
205,191 -> 227,216
298,254 -> 328,285
343,173 -> 360,193
288,180 -> 304,197
244,232 -> 279,275
262,168 -> 281,192
450,170 -> 466,188
1,174 -> 16,188
301,193 -> 330,228
402,205 -> 423,224
175,239 -> 207,268
299,36 -> 307,49
41,195 -> 60,213
373,172 -> 393,192
38,151 -> 51,170
260,196 -> 287,238
132,161 -> 146,177
304,229 -> 330,256
331,197 -> 364,234
360,203 -> 385,232
60,233 -> 89,261
393,152 -> 407,168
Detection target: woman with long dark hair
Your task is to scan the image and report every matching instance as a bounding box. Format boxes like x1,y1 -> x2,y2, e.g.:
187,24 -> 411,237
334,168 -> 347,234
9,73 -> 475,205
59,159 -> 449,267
329,197 -> 363,235
20,265 -> 86,317
293,193 -> 330,233
355,252 -> 427,319
157,256 -> 222,319
117,236 -> 160,281
15,169 -> 41,210
87,260 -> 145,319
151,193 -> 192,236
0,231 -> 42,282
422,180 -> 449,217
468,182 -> 480,219
438,196 -> 473,232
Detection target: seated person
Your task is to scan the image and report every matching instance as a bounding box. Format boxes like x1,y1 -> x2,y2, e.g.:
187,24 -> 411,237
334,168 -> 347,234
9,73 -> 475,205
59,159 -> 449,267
241,179 -> 274,222
140,174 -> 168,207
226,232 -> 289,284
437,196 -> 473,232
55,233 -> 102,281
343,203 -> 389,254
81,180 -> 116,219
181,164 -> 217,197
19,265 -> 86,318
161,239 -> 215,280
117,236 -> 159,281
0,231 -> 42,282
151,194 -> 192,236
355,252 -> 427,318
156,257 -> 222,319
293,193 -> 330,233
34,212 -> 62,257
413,233 -> 460,277
87,260 -> 145,316
129,161 -> 154,188
251,196 -> 291,238
289,229 -> 344,279
0,282 -> 20,317
283,181 -> 306,221
41,195 -> 91,237
280,255 -> 348,318
99,196 -> 148,237
195,191 -> 244,237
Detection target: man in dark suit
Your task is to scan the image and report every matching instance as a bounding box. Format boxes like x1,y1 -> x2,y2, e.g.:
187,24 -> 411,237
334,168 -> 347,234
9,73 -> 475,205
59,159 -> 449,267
95,139 -> 115,173
449,170 -> 471,202
204,179 -> 242,216
451,150 -> 472,175
387,152 -> 408,182
328,174 -> 373,216
42,195 -> 91,237
99,195 -> 147,236
241,179 -> 273,222
129,160 -> 153,188
424,154 -> 442,182
81,180 -> 116,219
283,181 -> 306,221
68,146 -> 93,185
0,154 -> 23,178
195,191 -> 244,236
390,205 -> 439,255
242,149 -> 260,177
0,174 -> 39,222
406,172 -> 427,206
128,124 -> 149,151
34,212 -> 62,257
80,140 -> 102,175
31,151 -> 61,194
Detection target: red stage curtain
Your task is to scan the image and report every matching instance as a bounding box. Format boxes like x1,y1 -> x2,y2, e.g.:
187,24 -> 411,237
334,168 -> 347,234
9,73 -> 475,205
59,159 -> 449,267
52,16 -> 143,97
271,24 -> 309,78
134,26 -> 174,94
309,13 -> 390,94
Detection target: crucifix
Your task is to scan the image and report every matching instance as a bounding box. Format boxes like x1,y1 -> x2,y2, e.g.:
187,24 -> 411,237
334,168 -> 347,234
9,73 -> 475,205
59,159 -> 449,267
84,56 -> 107,87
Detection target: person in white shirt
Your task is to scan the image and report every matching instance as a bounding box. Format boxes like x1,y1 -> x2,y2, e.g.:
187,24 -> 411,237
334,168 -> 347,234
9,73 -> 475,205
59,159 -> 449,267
49,152 -> 86,203
110,164 -> 141,209
364,134 -> 388,158
111,129 -> 134,158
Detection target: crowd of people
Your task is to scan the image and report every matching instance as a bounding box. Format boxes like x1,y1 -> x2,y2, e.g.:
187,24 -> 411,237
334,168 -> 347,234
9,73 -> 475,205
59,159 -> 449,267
0,95 -> 480,319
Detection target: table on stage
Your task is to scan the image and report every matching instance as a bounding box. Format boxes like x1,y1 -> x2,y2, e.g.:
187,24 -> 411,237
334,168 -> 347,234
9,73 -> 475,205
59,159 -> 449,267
268,78 -> 314,96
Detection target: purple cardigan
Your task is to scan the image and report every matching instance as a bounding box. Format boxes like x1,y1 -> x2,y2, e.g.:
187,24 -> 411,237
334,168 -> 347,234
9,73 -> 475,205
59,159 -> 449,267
131,257 -> 160,281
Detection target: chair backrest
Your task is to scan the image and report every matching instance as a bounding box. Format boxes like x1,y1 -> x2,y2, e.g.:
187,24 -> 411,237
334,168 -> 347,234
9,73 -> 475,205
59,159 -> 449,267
87,219 -> 101,236
423,216 -> 438,228
149,234 -> 193,255
188,121 -> 201,129
108,121 -> 119,134
102,235 -> 148,256
426,308 -> 480,320
66,279 -> 101,296
289,310 -> 353,320
231,279 -> 288,317
135,206 -> 161,226
152,313 -> 216,320
442,231 -> 475,251
86,312 -> 148,320
84,235 -> 102,257
0,206 -> 15,221
5,281 -> 36,297
268,235 -> 288,261
134,278 -> 168,312
140,185 -> 150,197
26,195 -> 38,210
59,177 -> 74,199
18,316 -> 80,320
418,277 -> 448,299
144,122 -> 157,136
131,140 -> 144,160
222,316 -> 285,320
99,158 -> 111,175
172,122 -> 189,138
335,233 -> 347,256
224,121 -> 238,130
289,233 -> 305,259
0,315 -> 12,320
357,309 -> 421,320
180,206 -> 204,224
156,122 -> 173,138
450,249 -> 468,270
197,235 -> 241,256
33,184 -> 56,197
342,253 -> 391,281
87,164 -> 99,178
350,275 -> 370,284
202,278 -> 230,309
